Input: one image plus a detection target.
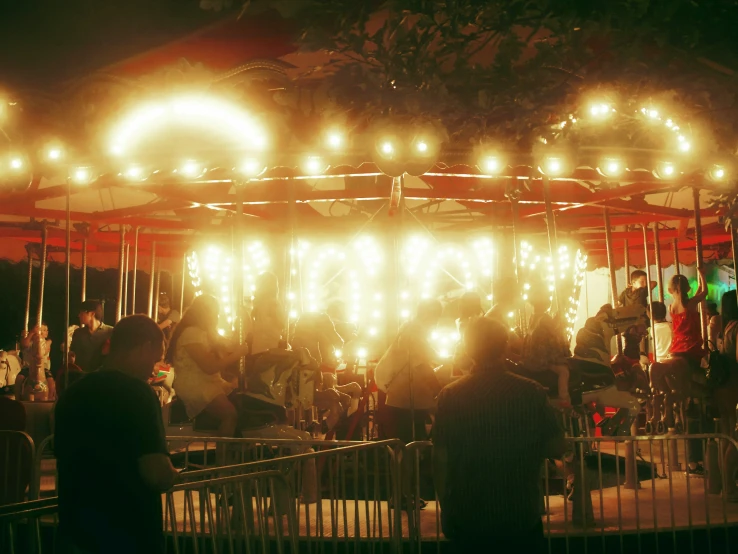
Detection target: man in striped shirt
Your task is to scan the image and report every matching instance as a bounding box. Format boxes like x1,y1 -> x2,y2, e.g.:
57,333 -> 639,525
433,316 -> 565,552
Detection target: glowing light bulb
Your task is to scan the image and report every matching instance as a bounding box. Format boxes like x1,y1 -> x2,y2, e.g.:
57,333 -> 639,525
180,160 -> 202,178
240,158 -> 263,177
335,349 -> 342,358
124,166 -> 144,180
678,141 -> 691,152
401,309 -> 410,318
369,327 -> 377,336
648,109 -> 659,119
380,141 -> 394,156
439,349 -> 450,359
289,310 -> 298,319
357,348 -> 368,359
326,131 -> 344,149
47,148 -> 62,161
9,157 -> 22,169
303,156 -> 323,175
416,140 -> 428,153
72,167 -> 92,185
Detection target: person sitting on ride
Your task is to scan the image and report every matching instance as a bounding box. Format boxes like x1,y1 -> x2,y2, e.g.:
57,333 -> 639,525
292,310 -> 361,433
651,301 -> 672,361
571,308 -> 616,388
484,278 -> 524,361
453,292 -> 483,376
165,295 -> 249,438
250,272 -> 285,355
522,288 -> 571,407
668,270 -> 707,372
16,323 -> 56,400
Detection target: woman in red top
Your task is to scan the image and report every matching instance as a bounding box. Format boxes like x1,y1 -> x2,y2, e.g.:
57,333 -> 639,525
668,270 -> 707,368
650,269 -> 707,434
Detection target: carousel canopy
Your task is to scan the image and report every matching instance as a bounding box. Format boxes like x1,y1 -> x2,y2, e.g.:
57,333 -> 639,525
0,0 -> 735,270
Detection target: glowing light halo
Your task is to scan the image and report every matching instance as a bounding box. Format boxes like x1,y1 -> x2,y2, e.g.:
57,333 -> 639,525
108,94 -> 267,157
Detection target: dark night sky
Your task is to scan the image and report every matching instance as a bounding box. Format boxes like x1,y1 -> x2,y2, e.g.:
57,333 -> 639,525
0,0 -> 222,88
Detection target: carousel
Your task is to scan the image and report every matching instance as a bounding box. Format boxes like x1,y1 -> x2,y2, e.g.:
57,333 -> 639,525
1,26 -> 738,531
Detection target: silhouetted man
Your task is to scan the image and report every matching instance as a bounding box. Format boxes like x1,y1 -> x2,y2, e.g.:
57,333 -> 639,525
56,315 -> 179,553
433,316 -> 565,552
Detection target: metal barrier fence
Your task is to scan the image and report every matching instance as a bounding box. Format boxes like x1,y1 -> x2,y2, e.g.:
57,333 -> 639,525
405,433 -> 738,554
23,432 -> 738,553
0,497 -> 57,554
177,439 -> 405,553
1,430 -> 35,504
164,470 -> 298,554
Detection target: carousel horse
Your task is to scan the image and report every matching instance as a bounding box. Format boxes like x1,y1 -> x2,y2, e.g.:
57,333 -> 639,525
17,331 -> 51,402
0,351 -> 22,394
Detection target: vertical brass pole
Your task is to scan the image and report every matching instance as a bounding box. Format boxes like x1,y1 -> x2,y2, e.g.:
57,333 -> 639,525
180,251 -> 186,314
653,225 -> 664,303
131,227 -> 139,314
81,236 -> 87,302
510,197 -> 525,334
542,176 -> 560,313
235,182 -> 246,388
153,260 -> 161,319
115,227 -> 126,322
24,245 -> 33,333
673,238 -> 681,275
148,242 -> 156,318
122,244 -> 130,317
64,180 -> 72,390
642,225 -> 656,362
623,234 -> 630,289
603,209 -> 618,307
37,224 -> 48,326
693,188 -> 707,341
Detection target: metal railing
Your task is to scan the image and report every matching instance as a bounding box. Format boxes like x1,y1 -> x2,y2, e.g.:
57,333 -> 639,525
164,470 -> 298,554
404,433 -> 738,554
177,439 -> 405,553
24,432 -> 738,553
1,430 -> 35,504
0,497 -> 57,554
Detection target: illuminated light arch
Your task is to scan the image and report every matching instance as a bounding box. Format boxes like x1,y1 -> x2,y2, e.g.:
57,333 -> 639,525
400,235 -> 496,358
187,242 -> 271,335
517,240 -> 588,338
108,94 -> 267,157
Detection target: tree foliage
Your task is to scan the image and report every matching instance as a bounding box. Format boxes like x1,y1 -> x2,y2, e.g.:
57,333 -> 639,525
279,0 -> 738,154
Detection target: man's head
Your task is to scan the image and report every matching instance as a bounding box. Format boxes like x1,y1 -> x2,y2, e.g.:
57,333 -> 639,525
630,270 -> 648,289
464,316 -> 508,367
107,315 -> 165,381
158,293 -> 171,315
651,301 -> 667,322
78,300 -> 103,327
416,299 -> 443,328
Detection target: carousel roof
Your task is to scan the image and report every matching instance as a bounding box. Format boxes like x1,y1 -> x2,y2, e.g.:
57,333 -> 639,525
0,2 -> 734,270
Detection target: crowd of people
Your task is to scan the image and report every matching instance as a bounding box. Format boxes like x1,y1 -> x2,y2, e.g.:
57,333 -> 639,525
6,264 -> 732,553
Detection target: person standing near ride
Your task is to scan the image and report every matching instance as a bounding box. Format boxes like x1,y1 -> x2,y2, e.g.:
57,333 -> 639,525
55,315 -> 179,554
375,299 -> 443,444
433,316 -> 565,552
70,300 -> 113,373
156,292 -> 181,343
165,295 -> 247,439
522,288 -> 571,407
